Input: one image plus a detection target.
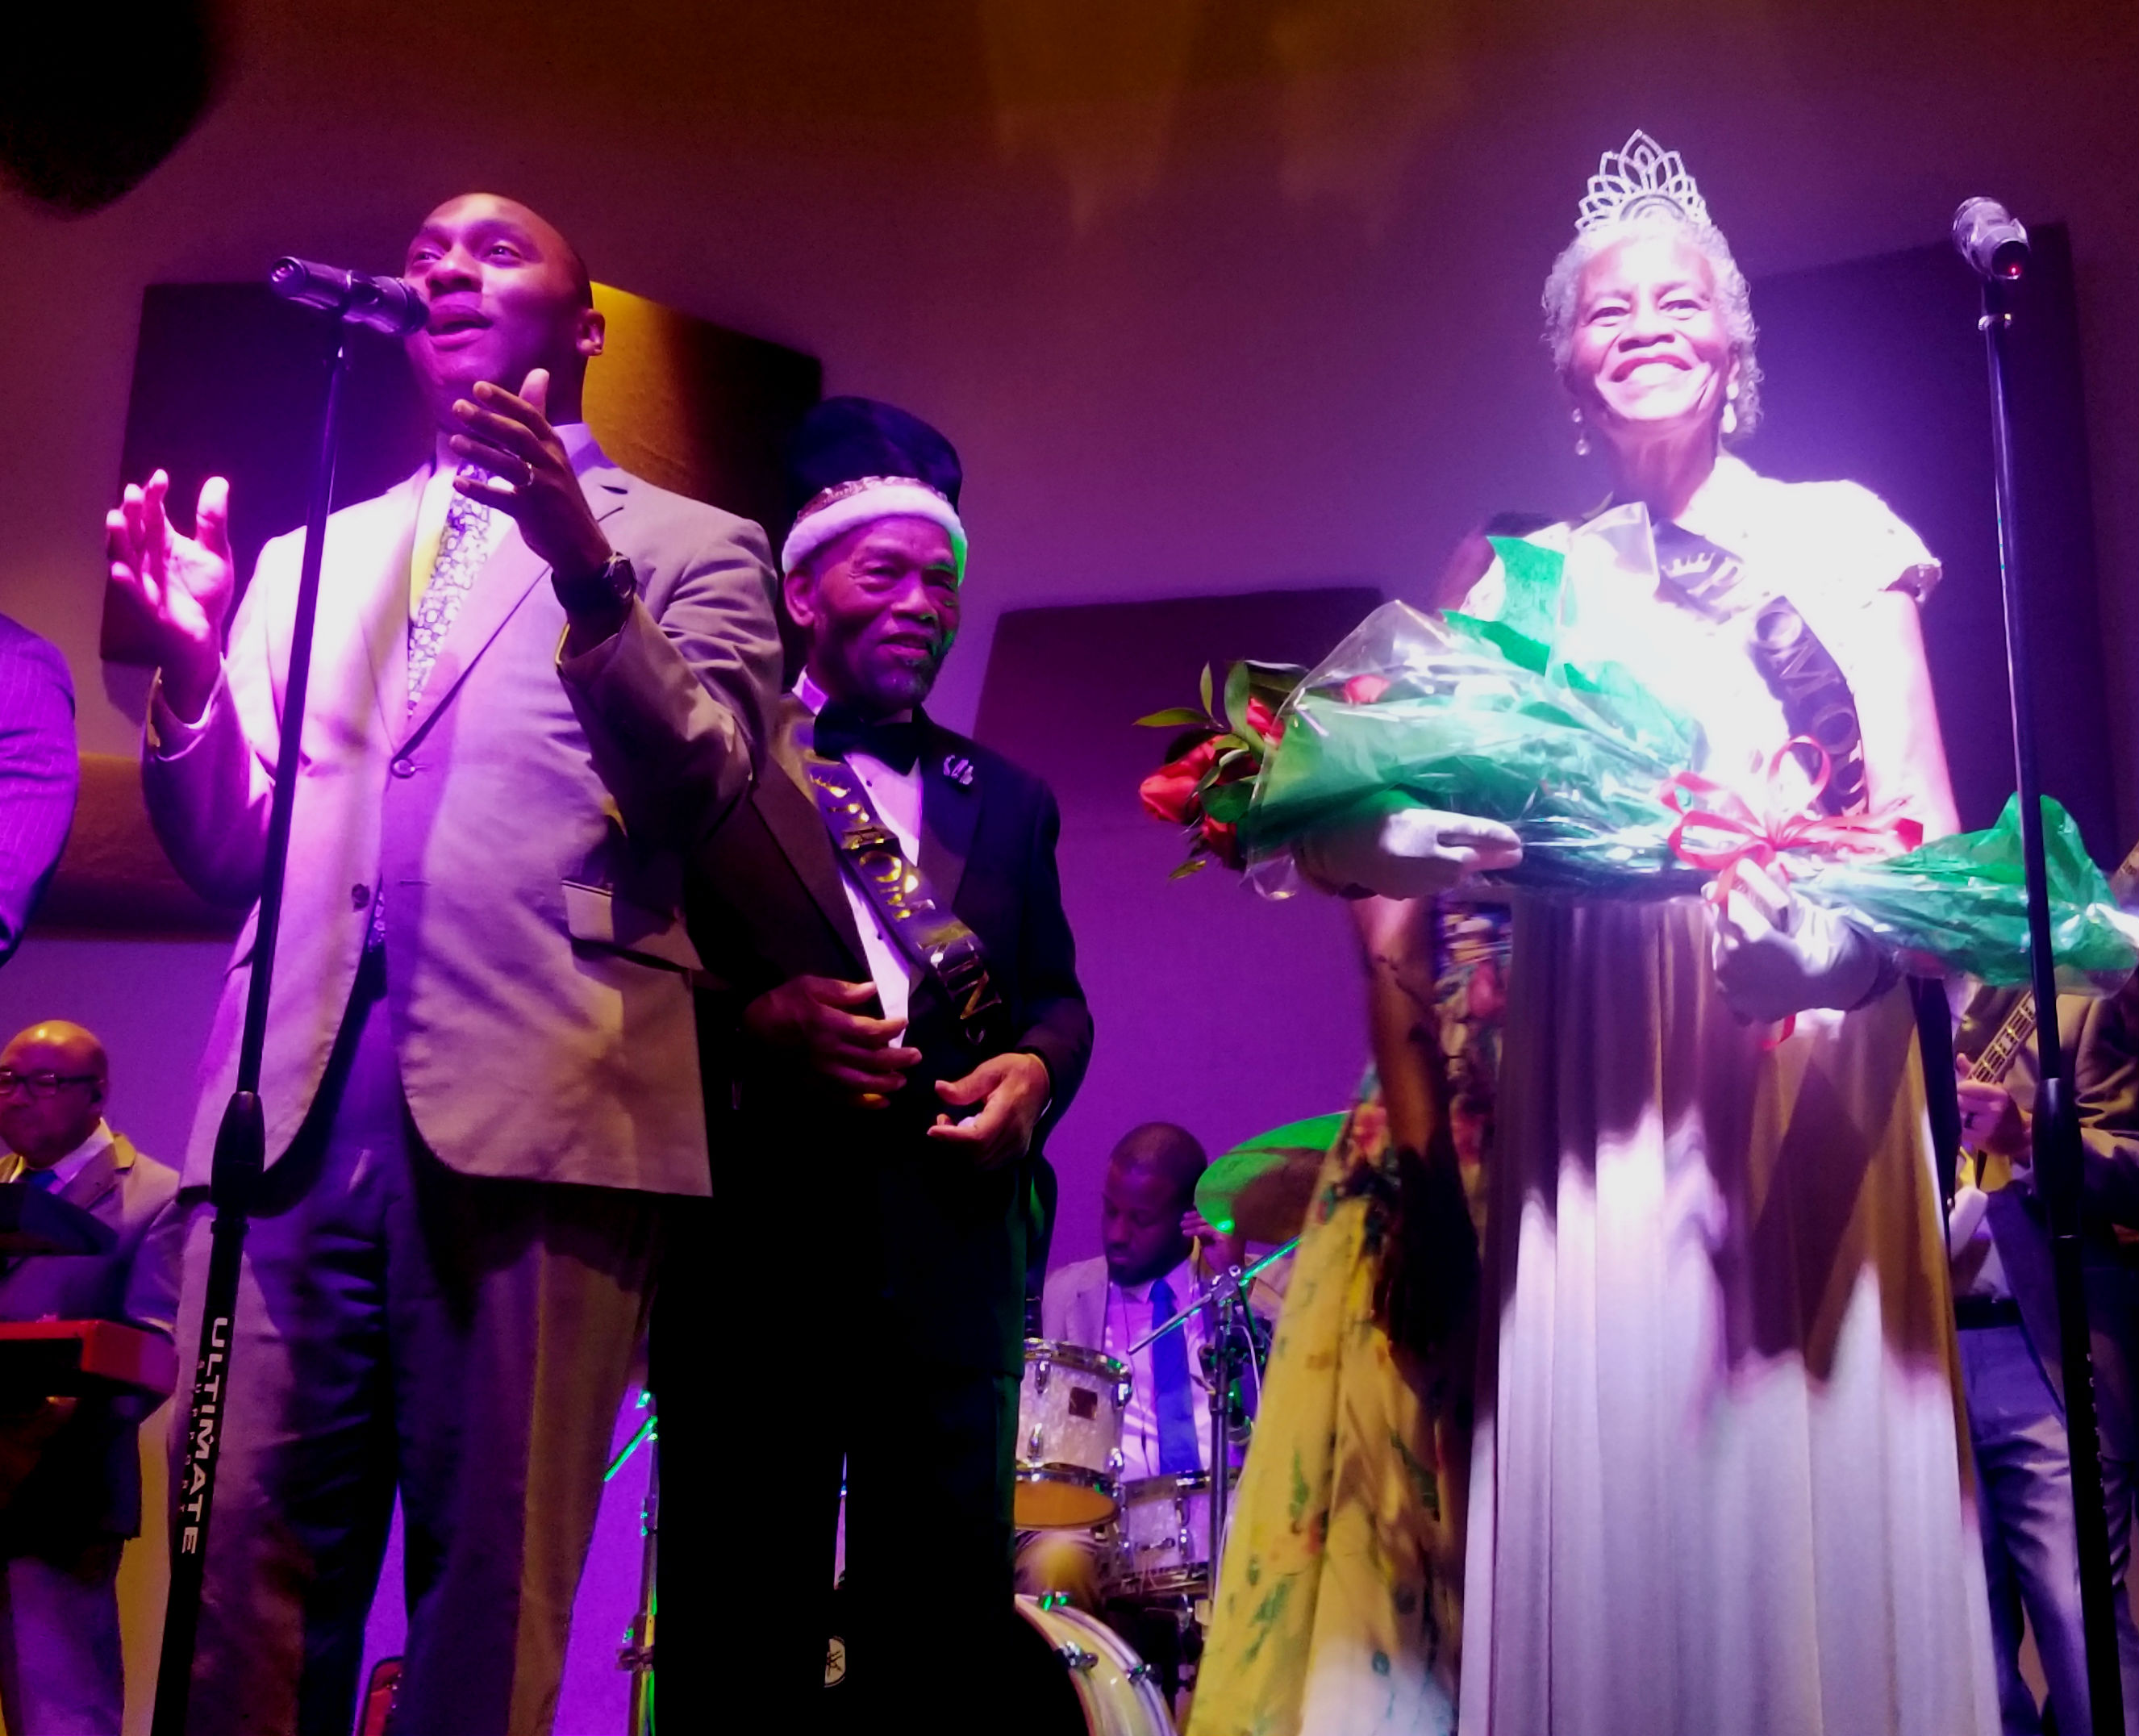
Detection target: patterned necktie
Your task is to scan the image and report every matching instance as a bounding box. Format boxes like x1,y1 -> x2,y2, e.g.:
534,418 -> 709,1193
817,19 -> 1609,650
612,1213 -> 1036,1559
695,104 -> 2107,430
408,469 -> 498,707
1146,1276 -> 1201,1475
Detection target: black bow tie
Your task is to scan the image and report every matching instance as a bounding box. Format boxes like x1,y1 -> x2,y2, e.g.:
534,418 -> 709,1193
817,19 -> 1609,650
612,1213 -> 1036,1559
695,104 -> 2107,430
813,703 -> 923,774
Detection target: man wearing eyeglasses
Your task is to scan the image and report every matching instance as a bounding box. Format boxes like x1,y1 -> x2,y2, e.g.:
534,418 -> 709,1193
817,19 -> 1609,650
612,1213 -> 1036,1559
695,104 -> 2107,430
0,1020 -> 180,1735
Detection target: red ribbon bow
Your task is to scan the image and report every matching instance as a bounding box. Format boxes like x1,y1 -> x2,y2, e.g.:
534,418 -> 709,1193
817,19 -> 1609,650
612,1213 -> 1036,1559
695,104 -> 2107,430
1661,741 -> 1924,907
1661,743 -> 1921,1044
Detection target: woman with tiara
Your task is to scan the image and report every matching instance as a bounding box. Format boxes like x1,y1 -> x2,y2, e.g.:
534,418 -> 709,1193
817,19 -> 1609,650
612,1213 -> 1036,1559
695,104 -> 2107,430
1192,132 -> 1999,1735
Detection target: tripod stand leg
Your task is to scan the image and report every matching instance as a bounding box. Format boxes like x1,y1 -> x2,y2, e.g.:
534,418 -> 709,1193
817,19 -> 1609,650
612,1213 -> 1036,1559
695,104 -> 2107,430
624,1440 -> 659,1736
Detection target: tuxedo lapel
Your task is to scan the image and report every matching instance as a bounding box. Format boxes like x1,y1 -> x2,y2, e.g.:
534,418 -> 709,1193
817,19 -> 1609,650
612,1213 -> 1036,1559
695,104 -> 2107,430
394,463 -> 629,754
917,717 -> 978,909
759,699 -> 872,969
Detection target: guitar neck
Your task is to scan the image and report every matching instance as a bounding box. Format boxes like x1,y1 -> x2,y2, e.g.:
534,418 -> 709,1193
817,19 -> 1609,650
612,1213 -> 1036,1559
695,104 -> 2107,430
1968,995 -> 2039,1085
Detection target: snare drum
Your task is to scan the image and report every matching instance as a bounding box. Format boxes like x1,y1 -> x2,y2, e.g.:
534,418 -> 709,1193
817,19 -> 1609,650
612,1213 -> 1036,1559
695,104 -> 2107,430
1114,1471 -> 1213,1600
1015,1339 -> 1131,1528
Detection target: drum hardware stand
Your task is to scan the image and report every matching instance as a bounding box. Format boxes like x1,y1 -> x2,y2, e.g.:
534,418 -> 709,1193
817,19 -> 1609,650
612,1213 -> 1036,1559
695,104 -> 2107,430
1203,1270 -> 1244,1607
152,288 -> 369,1736
1130,1237 -> 1297,1620
619,1437 -> 659,1736
1956,196 -> 2124,1736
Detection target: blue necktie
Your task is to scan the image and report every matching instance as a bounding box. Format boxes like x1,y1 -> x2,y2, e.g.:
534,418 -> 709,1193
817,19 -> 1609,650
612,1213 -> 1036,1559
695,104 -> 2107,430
22,1168 -> 55,1191
1147,1276 -> 1200,1475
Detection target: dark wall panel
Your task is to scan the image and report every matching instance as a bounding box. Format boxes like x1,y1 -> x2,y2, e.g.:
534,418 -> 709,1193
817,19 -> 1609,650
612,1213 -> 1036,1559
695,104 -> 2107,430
976,586 -> 1382,1270
1753,225 -> 2115,862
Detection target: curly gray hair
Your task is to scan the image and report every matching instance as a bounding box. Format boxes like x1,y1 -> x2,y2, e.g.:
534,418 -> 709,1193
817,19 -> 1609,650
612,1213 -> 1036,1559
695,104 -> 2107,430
1541,211 -> 1762,439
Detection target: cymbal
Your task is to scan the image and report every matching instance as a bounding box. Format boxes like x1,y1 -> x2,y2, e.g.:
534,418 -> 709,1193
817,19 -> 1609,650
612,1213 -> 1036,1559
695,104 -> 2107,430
1195,1112 -> 1347,1246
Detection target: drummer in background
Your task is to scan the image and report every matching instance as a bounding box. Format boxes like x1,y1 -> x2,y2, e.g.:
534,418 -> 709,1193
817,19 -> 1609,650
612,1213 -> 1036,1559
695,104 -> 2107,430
1018,1122 -> 1280,1607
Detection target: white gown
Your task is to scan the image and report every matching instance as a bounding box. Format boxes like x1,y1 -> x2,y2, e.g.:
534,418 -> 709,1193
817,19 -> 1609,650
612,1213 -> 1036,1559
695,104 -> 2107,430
1456,458 -> 2000,1735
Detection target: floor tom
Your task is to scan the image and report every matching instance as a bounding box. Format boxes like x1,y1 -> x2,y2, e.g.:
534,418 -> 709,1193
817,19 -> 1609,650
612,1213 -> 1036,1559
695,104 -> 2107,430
1112,1471 -> 1213,1600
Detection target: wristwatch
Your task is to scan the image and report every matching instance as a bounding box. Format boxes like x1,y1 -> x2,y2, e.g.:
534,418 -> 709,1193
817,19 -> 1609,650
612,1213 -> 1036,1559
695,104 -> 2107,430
552,551 -> 636,620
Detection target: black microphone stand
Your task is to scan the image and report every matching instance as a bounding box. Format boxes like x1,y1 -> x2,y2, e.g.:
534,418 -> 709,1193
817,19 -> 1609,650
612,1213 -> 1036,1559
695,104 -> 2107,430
1968,230 -> 2125,1736
151,307 -> 359,1736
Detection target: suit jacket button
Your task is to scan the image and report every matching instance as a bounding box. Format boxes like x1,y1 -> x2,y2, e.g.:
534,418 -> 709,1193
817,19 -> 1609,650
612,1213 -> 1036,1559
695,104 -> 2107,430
390,757 -> 415,778
351,883 -> 369,910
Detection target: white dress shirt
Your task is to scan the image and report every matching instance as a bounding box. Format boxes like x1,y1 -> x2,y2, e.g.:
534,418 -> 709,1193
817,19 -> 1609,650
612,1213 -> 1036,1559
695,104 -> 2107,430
4,1118 -> 115,1191
1100,1255 -> 1219,1481
791,670 -> 924,1038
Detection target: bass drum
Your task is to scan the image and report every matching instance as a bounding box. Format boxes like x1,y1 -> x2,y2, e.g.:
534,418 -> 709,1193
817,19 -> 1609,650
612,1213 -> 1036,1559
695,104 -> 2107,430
823,1587 -> 1174,1734
1012,1595 -> 1178,1736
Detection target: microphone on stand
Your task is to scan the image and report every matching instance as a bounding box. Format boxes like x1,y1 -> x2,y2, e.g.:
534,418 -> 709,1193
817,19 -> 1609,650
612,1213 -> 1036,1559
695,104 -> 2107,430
1953,198 -> 2030,282
267,257 -> 429,336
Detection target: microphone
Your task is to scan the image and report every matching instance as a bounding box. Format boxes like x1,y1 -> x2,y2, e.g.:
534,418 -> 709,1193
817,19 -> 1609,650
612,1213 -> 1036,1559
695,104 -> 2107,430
1952,198 -> 2030,281
267,257 -> 429,336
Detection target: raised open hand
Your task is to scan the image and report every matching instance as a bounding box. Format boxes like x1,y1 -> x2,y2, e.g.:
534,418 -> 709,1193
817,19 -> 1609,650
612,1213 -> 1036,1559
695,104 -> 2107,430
448,369 -> 612,585
106,471 -> 235,720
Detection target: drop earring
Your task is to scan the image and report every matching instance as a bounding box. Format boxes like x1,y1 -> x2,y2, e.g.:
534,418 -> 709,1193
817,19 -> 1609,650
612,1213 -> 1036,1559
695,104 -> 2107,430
1573,409 -> 1591,458
1721,382 -> 1740,439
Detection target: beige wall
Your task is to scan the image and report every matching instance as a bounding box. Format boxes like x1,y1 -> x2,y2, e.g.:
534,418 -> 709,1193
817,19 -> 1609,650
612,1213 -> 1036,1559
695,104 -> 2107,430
3,0 -> 2135,793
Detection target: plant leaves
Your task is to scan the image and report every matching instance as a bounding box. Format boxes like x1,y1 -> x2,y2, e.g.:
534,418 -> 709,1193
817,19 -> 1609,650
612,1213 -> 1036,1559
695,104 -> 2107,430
1199,664 -> 1215,719
1170,856 -> 1212,880
1194,737 -> 1251,796
1136,707 -> 1211,729
1203,779 -> 1255,823
1223,661 -> 1256,743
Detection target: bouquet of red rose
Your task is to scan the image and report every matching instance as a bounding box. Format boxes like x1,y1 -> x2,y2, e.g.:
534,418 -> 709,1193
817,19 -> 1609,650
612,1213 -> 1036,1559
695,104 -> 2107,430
1136,661 -> 1302,876
1140,596 -> 2139,990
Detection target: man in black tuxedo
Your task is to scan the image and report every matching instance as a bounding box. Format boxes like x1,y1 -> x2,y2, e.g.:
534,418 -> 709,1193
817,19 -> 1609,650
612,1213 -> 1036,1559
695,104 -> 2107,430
663,398 -> 1091,1731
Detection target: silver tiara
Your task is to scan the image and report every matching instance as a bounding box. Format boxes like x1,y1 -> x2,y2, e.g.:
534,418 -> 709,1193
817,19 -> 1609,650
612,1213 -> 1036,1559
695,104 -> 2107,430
1577,130 -> 1709,232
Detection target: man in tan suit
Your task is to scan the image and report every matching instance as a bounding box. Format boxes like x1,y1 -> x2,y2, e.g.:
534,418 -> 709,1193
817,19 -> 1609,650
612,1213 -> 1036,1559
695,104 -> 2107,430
0,1020 -> 181,1736
104,194 -> 781,1735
